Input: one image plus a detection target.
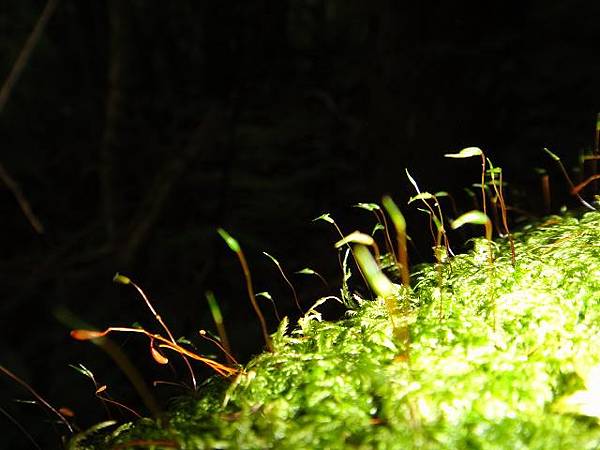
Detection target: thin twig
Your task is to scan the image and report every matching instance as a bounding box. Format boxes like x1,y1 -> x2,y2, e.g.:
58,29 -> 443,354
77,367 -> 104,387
120,106 -> 225,265
0,162 -> 44,233
71,327 -> 238,377
0,405 -> 42,450
263,252 -> 303,314
0,365 -> 73,433
116,275 -> 198,390
0,0 -> 60,112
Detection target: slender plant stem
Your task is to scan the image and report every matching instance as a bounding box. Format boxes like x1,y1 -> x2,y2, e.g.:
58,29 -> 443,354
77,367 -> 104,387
0,405 -> 42,450
129,280 -> 198,390
0,365 -> 73,433
0,0 -> 60,112
264,252 -> 303,314
480,154 -> 487,216
237,250 -> 273,352
0,162 -> 44,233
72,327 -> 238,376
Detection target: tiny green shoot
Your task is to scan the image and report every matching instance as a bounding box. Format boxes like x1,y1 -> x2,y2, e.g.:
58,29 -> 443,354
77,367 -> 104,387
295,267 -> 329,288
381,195 -> 410,287
217,229 -> 273,352
256,291 -> 282,322
205,291 -> 234,364
263,251 -> 302,314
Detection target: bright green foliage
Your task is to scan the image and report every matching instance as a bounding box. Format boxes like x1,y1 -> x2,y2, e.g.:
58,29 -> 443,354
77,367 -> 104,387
70,211 -> 600,449
444,146 -> 483,159
451,210 -> 493,241
335,231 -> 375,249
112,273 -> 131,285
381,196 -> 406,235
217,228 -> 240,253
353,245 -> 397,299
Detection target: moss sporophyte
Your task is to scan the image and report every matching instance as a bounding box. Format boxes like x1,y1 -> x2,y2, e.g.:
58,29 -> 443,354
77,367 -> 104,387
57,145 -> 600,449
63,208 -> 600,449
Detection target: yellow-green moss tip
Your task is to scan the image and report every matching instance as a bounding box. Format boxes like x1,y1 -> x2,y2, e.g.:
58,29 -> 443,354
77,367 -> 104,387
217,228 -> 240,253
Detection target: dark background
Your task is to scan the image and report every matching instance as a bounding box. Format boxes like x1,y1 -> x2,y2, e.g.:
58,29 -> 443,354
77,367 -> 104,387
1,1 -> 598,448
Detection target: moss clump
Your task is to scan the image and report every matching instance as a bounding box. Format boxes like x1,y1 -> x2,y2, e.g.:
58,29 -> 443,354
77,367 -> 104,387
69,211 -> 600,449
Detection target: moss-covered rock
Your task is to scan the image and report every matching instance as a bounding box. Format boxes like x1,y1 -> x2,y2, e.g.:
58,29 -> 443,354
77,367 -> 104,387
69,211 -> 600,449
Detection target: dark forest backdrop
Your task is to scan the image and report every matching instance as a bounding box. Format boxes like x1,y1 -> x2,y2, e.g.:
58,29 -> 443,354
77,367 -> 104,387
1,1 -> 599,447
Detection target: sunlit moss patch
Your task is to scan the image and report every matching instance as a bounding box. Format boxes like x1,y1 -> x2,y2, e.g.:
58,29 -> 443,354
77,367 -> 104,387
70,211 -> 600,449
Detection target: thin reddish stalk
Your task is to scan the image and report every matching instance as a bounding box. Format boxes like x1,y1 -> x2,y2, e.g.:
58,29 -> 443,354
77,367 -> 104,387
0,365 -> 73,433
71,327 -> 238,377
571,174 -> 600,196
128,279 -> 198,390
197,330 -> 239,366
236,250 -> 273,352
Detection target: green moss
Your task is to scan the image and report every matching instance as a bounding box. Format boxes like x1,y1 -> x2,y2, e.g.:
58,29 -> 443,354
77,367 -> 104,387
69,211 -> 600,449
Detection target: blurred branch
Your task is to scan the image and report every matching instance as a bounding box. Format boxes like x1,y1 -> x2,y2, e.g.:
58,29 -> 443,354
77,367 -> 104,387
0,162 -> 44,234
0,0 -> 60,113
99,0 -> 126,245
119,104 -> 228,265
0,0 -> 60,234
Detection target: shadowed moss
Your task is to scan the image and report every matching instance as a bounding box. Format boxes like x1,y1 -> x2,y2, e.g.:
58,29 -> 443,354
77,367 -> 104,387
69,211 -> 600,449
